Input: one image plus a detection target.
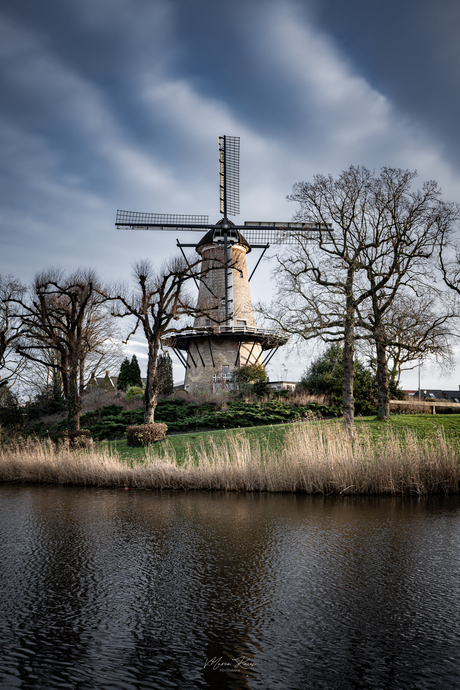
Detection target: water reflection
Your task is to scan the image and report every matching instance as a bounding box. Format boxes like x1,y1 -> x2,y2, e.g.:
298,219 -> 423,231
1,487 -> 460,689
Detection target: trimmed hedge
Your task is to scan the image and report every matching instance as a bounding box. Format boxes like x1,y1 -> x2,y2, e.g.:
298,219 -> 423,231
69,429 -> 92,448
52,428 -> 92,449
126,423 -> 168,447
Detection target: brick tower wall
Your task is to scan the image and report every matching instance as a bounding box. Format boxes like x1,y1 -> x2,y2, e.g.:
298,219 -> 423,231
193,242 -> 256,328
184,239 -> 263,393
184,336 -> 263,394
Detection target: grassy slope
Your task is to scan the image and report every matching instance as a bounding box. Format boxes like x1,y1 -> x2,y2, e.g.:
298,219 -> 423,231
101,414 -> 460,466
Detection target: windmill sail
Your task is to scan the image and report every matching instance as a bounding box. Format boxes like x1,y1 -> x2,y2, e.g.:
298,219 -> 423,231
219,136 -> 240,217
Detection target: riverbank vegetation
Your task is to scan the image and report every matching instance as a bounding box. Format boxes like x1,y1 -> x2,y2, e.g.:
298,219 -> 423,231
1,416 -> 460,495
0,386 -> 344,441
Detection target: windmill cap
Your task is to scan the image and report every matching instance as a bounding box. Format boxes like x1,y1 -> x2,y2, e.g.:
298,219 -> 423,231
196,218 -> 251,253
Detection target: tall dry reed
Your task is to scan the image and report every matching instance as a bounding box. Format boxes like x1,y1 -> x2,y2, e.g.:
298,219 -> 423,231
0,422 -> 459,494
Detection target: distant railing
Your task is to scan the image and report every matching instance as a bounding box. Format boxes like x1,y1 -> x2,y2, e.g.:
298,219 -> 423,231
389,399 -> 460,415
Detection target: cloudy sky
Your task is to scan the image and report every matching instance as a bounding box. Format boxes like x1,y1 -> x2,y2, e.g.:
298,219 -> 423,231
1,0 -> 459,388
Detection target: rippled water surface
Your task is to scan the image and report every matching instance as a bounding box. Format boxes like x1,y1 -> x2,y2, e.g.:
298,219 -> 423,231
1,486 -> 460,689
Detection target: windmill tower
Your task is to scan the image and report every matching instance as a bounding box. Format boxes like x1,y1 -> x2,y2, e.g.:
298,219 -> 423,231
116,136 -> 327,394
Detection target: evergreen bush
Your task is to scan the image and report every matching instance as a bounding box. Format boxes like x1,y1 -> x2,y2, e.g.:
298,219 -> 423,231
126,386 -> 144,400
117,355 -> 143,391
129,355 -> 143,388
116,358 -> 131,391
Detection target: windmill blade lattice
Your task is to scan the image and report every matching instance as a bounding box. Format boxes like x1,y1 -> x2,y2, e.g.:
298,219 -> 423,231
219,135 -> 240,217
115,210 -> 209,231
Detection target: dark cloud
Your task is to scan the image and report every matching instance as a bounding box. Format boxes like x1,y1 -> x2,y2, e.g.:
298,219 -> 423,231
310,0 -> 460,167
0,0 -> 458,386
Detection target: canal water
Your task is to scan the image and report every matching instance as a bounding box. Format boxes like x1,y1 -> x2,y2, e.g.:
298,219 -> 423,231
1,486 -> 460,689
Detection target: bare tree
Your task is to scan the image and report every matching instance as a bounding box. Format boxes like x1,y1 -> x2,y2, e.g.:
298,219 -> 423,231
0,275 -> 27,392
438,201 -> 460,297
352,169 -> 457,418
78,299 -> 124,395
17,298 -> 122,402
15,268 -> 107,430
357,289 -> 455,386
262,166 -> 453,425
110,257 -> 200,425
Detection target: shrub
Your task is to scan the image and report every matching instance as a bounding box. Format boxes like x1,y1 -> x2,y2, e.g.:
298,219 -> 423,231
355,400 -> 378,416
126,386 -> 144,401
91,418 -> 128,440
126,423 -> 167,447
69,429 -> 92,449
52,429 -> 92,449
119,408 -> 144,425
0,390 -> 24,430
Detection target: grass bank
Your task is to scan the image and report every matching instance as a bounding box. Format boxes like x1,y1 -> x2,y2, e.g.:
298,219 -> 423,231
1,417 -> 459,495
101,414 -> 460,465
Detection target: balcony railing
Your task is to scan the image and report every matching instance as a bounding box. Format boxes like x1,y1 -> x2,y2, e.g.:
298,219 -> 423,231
169,325 -> 287,339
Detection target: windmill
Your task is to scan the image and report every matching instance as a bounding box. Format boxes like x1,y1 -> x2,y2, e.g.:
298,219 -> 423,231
116,136 -> 327,393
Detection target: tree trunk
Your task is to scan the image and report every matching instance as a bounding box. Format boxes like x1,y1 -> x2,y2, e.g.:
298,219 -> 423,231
67,377 -> 81,431
79,358 -> 85,397
342,322 -> 355,428
144,342 -> 159,424
376,339 -> 390,420
342,274 -> 355,428
67,347 -> 81,431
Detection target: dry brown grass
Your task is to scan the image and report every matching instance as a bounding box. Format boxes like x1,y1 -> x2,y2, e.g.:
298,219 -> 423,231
1,422 -> 459,494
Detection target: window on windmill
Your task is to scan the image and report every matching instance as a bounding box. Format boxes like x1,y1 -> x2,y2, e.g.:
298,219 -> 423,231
205,319 -> 211,327
221,298 -> 226,306
237,320 -> 246,329
221,365 -> 232,380
239,270 -> 243,278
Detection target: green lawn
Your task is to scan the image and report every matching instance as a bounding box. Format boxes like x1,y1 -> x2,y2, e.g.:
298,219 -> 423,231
98,414 -> 460,466
98,422 -> 288,465
357,414 -> 460,440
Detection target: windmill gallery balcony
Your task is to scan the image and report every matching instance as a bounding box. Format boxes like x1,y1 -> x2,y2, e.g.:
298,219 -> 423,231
163,324 -> 289,353
163,324 -> 289,393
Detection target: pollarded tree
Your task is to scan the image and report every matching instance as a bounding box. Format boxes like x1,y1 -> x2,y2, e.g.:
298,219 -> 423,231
14,268 -> 106,430
110,257 -> 201,425
234,362 -> 268,396
0,275 -> 27,391
263,166 -> 453,424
